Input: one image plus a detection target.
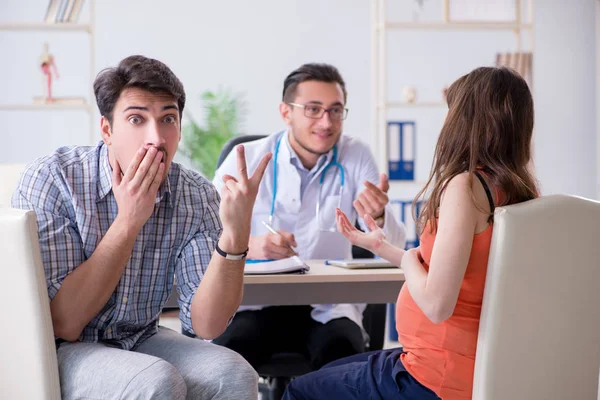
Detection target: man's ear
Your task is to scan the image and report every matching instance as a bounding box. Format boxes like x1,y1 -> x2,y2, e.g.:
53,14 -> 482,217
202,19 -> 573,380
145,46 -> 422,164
100,116 -> 112,145
279,102 -> 292,126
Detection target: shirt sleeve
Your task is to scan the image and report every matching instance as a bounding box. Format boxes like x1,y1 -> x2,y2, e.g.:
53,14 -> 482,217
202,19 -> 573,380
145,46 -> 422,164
353,141 -> 407,249
175,182 -> 223,335
11,163 -> 86,301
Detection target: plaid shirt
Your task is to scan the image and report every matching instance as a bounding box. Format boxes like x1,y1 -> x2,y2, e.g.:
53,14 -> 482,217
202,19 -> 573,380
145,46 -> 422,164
12,142 -> 222,350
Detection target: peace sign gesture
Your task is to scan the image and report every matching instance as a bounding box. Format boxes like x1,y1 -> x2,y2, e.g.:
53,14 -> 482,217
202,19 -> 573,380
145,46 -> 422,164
218,145 -> 272,253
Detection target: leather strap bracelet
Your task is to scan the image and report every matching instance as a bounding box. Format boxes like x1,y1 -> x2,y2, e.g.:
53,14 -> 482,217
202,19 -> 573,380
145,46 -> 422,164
215,242 -> 248,261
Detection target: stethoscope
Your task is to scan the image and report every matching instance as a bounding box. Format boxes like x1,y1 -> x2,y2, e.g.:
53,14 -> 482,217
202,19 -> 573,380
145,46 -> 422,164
269,135 -> 345,232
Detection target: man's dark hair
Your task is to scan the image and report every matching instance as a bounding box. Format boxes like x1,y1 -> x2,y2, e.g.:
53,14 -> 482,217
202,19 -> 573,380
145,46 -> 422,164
282,63 -> 347,104
93,55 -> 186,124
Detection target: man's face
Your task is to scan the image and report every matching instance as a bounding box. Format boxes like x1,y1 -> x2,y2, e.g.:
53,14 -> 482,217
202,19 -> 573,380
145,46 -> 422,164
281,80 -> 345,157
101,87 -> 181,182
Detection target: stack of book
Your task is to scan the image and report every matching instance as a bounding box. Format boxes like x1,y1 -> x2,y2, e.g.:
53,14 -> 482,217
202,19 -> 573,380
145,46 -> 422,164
44,0 -> 85,24
495,52 -> 533,81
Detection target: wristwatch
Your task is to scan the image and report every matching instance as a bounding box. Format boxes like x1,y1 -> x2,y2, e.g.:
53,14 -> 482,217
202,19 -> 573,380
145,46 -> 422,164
374,213 -> 385,228
215,242 -> 248,261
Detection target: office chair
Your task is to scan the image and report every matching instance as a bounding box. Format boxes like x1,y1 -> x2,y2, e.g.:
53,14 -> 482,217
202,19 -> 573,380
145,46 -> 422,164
191,134 -> 386,400
215,134 -> 267,169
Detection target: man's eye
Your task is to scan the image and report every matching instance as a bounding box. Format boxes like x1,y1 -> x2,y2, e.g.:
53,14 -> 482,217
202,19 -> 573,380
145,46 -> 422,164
307,106 -> 320,113
163,115 -> 177,124
128,116 -> 142,125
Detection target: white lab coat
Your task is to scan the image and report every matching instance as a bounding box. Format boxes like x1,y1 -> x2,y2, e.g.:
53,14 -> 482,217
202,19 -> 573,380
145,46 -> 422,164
213,130 -> 406,335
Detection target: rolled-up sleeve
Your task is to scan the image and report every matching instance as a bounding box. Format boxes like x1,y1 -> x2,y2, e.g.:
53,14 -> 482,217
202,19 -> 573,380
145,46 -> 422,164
11,164 -> 85,301
175,182 -> 222,334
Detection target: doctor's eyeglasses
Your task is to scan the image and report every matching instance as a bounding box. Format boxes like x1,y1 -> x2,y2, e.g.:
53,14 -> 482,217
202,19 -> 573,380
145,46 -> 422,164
287,103 -> 349,121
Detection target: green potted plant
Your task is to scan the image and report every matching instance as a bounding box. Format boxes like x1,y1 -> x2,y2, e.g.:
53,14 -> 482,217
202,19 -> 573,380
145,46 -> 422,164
182,88 -> 245,179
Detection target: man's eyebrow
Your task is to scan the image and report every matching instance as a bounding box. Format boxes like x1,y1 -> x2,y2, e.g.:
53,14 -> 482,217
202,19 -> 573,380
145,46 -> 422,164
123,106 -> 148,112
122,104 -> 178,112
305,101 -> 344,106
162,104 -> 178,112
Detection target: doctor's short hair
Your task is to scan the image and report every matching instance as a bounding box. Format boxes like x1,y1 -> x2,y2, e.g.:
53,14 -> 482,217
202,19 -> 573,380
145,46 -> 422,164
282,63 -> 347,104
93,55 -> 186,125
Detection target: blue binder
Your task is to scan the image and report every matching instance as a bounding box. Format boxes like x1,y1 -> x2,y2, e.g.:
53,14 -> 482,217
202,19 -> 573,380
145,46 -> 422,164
390,199 -> 424,250
387,121 -> 416,181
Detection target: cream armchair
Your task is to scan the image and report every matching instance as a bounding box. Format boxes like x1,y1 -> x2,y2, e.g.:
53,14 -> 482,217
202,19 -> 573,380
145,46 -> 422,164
0,208 -> 61,399
473,194 -> 600,400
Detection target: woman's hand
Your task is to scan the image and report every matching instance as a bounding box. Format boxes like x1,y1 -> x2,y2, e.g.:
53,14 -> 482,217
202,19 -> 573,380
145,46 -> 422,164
402,247 -> 424,270
335,208 -> 387,255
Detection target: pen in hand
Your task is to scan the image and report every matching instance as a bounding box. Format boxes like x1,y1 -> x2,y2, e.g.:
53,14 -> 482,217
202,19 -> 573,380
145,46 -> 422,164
261,220 -> 298,255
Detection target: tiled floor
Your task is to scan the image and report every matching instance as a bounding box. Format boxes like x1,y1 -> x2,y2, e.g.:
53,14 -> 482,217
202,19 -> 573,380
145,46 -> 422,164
158,309 -> 182,332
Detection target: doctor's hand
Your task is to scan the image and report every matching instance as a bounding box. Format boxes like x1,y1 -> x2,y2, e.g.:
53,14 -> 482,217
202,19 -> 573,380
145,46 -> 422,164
218,145 -> 272,254
354,173 -> 389,226
336,208 -> 387,255
248,231 -> 297,260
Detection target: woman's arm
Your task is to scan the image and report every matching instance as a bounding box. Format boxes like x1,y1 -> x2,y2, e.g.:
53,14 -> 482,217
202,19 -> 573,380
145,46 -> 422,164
401,174 -> 480,323
336,172 -> 484,324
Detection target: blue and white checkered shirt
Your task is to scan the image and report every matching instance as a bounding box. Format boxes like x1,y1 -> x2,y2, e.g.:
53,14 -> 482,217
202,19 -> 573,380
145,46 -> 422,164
12,142 -> 222,350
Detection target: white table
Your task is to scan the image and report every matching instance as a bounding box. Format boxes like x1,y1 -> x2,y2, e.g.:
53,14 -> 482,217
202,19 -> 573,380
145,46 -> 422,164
241,260 -> 405,305
165,260 -> 405,308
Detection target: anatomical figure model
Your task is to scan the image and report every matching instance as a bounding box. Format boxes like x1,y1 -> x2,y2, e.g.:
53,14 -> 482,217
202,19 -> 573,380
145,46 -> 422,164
40,43 -> 59,102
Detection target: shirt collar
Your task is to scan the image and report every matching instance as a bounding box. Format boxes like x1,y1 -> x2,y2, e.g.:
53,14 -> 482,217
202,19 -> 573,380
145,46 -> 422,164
97,144 -> 113,201
97,143 -> 174,207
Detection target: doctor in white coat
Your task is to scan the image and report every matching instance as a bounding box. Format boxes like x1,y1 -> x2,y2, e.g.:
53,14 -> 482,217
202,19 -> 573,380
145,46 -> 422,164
209,63 -> 406,370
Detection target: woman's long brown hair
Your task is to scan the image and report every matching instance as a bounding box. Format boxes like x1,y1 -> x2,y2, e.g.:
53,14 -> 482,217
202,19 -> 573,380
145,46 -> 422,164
414,66 -> 540,234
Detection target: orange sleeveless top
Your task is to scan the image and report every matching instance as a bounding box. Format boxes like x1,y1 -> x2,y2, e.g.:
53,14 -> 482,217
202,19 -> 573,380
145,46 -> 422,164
396,176 -> 497,399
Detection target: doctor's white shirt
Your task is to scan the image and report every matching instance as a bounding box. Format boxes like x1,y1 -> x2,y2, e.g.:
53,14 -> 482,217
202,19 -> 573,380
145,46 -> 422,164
213,130 -> 406,335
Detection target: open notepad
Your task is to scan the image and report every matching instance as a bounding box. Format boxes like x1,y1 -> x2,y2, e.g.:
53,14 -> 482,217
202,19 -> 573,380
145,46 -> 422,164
244,256 -> 310,275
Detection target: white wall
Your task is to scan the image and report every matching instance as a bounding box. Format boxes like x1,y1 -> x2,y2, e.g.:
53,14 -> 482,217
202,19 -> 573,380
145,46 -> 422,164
0,0 -> 597,198
534,0 -> 597,198
1,0 -> 372,164
597,0 -> 600,200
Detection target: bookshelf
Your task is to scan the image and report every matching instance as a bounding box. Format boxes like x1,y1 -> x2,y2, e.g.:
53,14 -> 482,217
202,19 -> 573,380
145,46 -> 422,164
0,103 -> 93,111
371,0 -> 534,186
371,0 -> 535,268
0,1 -> 96,144
385,21 -> 533,30
0,23 -> 91,32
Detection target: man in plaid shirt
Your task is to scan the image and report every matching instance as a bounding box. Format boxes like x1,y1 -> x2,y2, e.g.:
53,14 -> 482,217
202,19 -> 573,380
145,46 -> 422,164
12,55 -> 271,400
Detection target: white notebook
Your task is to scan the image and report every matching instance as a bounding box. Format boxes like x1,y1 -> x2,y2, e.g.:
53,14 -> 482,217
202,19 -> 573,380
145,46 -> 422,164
244,256 -> 310,275
325,258 -> 398,269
